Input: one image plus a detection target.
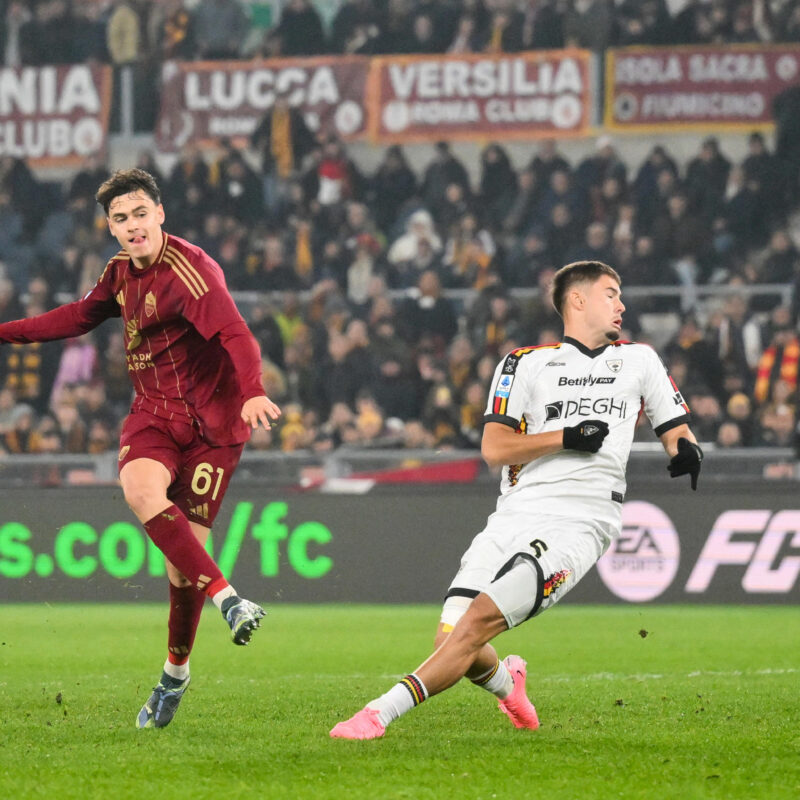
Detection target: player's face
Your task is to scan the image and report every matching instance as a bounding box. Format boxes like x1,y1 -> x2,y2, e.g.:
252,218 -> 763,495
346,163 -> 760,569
584,275 -> 625,342
107,190 -> 165,269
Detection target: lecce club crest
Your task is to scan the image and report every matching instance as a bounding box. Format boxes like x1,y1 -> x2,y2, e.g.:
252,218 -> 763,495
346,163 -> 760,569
145,291 -> 157,318
606,358 -> 622,373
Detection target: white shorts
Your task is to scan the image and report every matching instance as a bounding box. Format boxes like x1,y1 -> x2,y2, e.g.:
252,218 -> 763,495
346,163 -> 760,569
444,510 -> 616,629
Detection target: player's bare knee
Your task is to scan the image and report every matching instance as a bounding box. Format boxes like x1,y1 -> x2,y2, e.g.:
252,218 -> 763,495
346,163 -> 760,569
122,484 -> 165,519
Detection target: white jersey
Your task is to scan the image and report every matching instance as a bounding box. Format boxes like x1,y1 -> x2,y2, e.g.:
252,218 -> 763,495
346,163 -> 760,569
483,337 -> 690,523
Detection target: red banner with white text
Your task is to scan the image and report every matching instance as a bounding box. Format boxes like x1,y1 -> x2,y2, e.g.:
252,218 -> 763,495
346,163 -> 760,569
606,44 -> 800,131
155,57 -> 369,152
0,64 -> 112,166
367,50 -> 593,142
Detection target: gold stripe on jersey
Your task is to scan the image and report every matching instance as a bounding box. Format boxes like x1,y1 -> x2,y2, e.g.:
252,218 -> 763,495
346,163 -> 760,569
168,246 -> 209,293
165,246 -> 209,298
163,252 -> 205,299
157,234 -> 169,264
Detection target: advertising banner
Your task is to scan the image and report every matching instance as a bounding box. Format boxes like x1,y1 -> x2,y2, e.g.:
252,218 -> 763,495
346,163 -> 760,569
0,64 -> 112,166
1,481 -> 798,604
368,49 -> 593,142
605,44 -> 800,131
155,57 -> 369,152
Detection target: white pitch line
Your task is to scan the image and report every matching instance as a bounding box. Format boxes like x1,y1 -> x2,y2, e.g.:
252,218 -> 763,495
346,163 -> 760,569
261,668 -> 799,684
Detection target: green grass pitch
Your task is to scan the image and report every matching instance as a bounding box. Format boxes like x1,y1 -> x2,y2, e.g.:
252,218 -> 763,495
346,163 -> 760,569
1,604 -> 797,799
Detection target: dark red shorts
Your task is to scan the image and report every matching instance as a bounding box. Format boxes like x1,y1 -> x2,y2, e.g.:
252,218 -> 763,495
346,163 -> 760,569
118,412 -> 245,527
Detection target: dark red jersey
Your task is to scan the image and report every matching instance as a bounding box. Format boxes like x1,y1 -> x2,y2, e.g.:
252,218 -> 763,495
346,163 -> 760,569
0,233 -> 264,446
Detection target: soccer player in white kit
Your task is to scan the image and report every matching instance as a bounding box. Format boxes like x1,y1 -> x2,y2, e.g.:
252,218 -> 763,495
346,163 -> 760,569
331,260 -> 703,740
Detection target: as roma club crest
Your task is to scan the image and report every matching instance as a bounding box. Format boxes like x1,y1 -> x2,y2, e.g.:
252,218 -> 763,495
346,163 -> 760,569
606,358 -> 622,373
144,291 -> 157,318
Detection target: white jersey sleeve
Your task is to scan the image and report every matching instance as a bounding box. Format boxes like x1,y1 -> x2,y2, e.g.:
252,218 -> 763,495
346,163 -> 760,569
640,344 -> 691,435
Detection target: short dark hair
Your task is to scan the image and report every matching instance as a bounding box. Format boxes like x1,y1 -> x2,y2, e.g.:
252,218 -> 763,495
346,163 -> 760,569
550,260 -> 621,318
95,168 -> 161,215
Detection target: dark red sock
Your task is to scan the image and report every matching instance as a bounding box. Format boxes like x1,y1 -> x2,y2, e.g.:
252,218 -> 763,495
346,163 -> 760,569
167,583 -> 206,665
143,504 -> 227,594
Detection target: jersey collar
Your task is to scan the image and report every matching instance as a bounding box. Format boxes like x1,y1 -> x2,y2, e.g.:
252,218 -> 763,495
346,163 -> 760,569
127,232 -> 169,277
563,336 -> 612,359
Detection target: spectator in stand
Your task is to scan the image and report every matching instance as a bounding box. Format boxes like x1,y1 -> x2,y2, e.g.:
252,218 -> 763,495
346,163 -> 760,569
422,142 -> 471,222
1,402 -> 35,453
725,391 -> 756,446
481,6 -> 525,52
527,139 -> 570,204
501,168 -> 539,237
565,221 -> 613,266
470,291 -> 523,360
478,143 -> 518,231
0,156 -> 40,243
442,212 -> 496,289
523,0 -> 566,49
686,137 -> 732,221
563,0 -> 614,50
537,168 -> 587,231
715,164 -> 769,257
504,228 -> 552,287
742,131 -> 784,224
398,270 -> 458,354
616,0 -> 672,45
216,152 -> 264,226
575,136 -> 627,209
148,0 -> 195,61
192,0 -> 249,60
406,13 -> 441,54
710,293 -> 762,393
274,0 -> 326,56
715,419 -> 742,448
447,13 -> 480,53
250,91 -> 317,219
545,202 -> 581,268
330,0 -> 381,54
754,308 -> 800,406
72,0 -> 109,63
756,384 -> 796,447
369,146 -> 418,238
19,0 -> 74,65
49,334 -> 99,411
386,209 -> 443,287
242,232 -> 303,291
760,229 -> 798,284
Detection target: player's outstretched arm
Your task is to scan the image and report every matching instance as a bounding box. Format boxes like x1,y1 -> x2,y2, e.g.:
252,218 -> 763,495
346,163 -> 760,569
660,424 -> 703,490
483,421 -> 572,468
241,395 -> 282,431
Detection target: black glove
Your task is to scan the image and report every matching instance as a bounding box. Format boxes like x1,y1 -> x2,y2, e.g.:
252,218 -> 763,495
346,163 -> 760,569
563,419 -> 609,453
667,437 -> 703,490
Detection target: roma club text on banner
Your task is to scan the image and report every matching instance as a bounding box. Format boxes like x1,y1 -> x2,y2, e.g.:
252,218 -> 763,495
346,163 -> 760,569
369,50 -> 593,142
0,65 -> 112,166
606,44 -> 800,131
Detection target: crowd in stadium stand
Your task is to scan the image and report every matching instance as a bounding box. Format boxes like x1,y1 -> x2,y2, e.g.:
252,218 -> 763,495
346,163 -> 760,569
2,121 -> 800,458
2,0 -> 800,66
2,0 -> 800,459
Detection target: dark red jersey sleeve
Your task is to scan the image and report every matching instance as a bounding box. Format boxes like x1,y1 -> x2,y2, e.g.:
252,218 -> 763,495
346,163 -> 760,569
176,252 -> 264,402
0,270 -> 120,344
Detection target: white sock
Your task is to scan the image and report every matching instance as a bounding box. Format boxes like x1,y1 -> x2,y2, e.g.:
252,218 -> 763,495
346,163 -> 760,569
368,673 -> 429,727
471,658 -> 514,700
211,584 -> 237,611
163,659 -> 189,681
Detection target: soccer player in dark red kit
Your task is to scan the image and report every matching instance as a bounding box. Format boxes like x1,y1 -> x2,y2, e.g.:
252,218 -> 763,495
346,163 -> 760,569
0,168 -> 281,729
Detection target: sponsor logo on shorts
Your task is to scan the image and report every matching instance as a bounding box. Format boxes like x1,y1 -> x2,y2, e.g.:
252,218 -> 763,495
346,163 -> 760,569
542,568 -> 571,598
596,501 -> 680,602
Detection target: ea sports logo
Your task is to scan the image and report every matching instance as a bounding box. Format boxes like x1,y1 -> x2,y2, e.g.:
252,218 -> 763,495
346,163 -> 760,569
596,501 -> 680,601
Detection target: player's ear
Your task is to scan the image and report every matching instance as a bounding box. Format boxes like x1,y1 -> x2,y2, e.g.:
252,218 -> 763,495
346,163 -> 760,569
156,204 -> 165,225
